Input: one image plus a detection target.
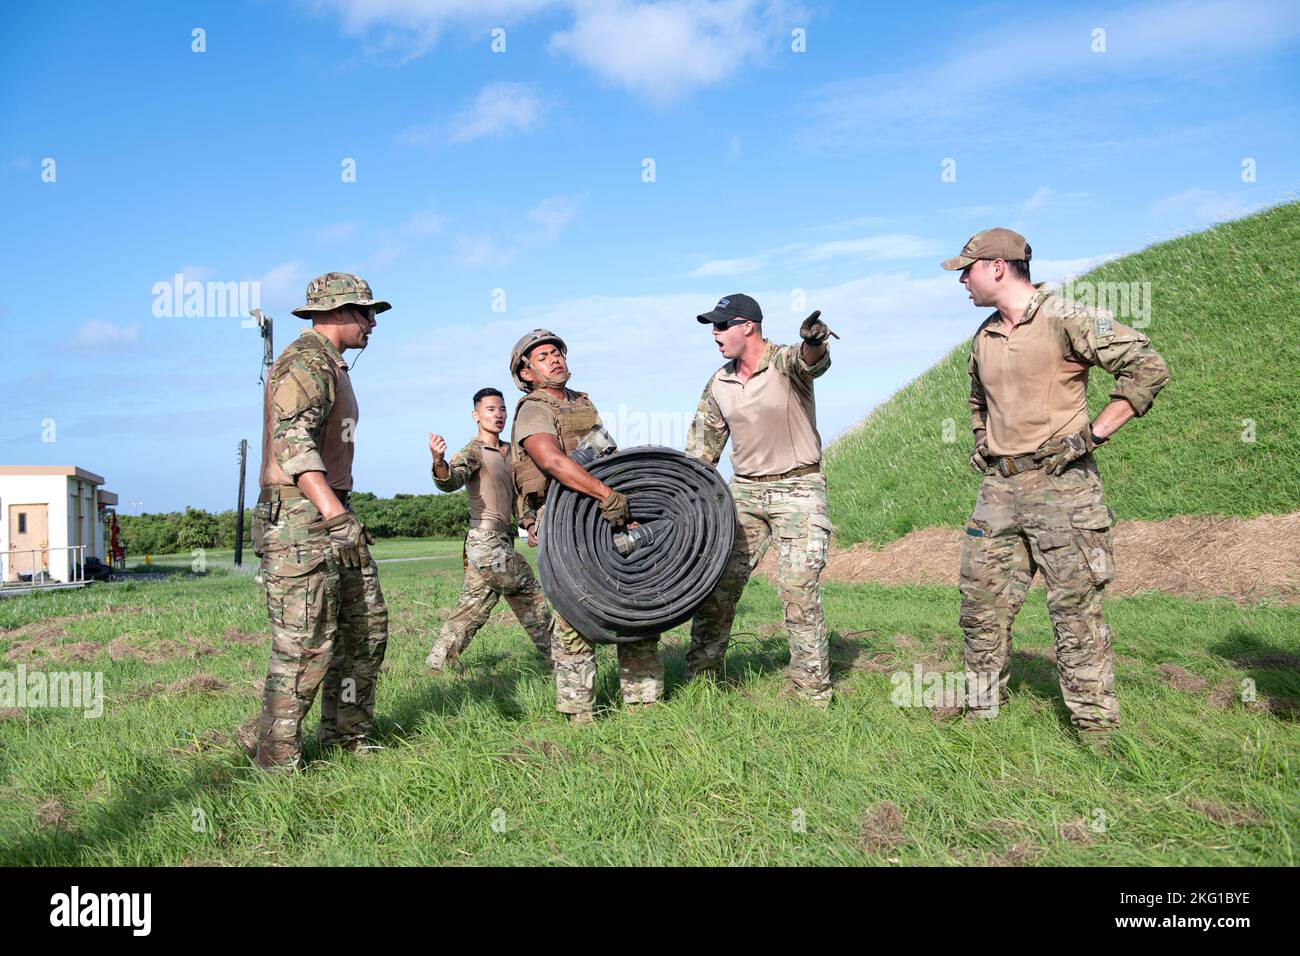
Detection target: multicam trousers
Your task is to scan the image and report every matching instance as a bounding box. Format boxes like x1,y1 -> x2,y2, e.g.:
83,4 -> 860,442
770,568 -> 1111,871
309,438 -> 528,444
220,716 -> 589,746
959,455 -> 1120,731
427,528 -> 553,670
687,472 -> 833,702
536,505 -> 663,715
251,497 -> 388,768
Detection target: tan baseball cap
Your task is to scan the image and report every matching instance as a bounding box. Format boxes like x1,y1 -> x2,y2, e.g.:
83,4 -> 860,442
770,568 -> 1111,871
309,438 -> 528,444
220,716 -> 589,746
940,228 -> 1032,271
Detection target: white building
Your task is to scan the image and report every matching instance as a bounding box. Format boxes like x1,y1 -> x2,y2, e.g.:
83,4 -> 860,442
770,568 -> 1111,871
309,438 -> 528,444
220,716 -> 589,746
0,466 -> 117,584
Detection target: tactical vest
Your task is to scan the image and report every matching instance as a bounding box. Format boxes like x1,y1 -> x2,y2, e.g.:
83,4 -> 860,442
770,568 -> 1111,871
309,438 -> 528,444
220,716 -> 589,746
512,389 -> 600,512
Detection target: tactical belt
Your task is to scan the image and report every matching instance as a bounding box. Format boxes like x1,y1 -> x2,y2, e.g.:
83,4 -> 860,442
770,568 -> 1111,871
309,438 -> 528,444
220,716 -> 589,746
468,517 -> 512,533
993,454 -> 1043,478
258,485 -> 350,506
736,463 -> 821,483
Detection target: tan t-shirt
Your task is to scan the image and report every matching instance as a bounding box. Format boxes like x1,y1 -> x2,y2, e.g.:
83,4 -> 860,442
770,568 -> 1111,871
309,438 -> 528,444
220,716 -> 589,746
685,340 -> 831,477
434,438 -> 515,526
969,287 -> 1171,456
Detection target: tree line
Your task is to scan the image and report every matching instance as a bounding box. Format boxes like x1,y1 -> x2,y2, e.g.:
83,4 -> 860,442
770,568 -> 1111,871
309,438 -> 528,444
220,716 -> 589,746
117,491 -> 472,556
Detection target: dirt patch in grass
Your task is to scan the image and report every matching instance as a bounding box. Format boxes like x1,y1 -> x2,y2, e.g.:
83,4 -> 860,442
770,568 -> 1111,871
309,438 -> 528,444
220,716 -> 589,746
1187,798 -> 1261,827
985,839 -> 1045,866
1207,678 -> 1240,710
499,740 -> 573,764
853,652 -> 902,673
979,818 -> 1026,835
858,801 -> 908,854
222,628 -> 264,645
129,675 -> 230,702
1058,819 -> 1094,844
2,607 -> 143,643
34,797 -> 73,831
0,707 -> 27,722
758,512 -> 1300,604
1158,664 -> 1210,691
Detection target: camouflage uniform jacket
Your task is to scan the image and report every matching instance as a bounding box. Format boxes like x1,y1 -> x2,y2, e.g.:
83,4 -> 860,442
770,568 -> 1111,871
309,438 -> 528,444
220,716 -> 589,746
260,328 -> 357,492
967,286 -> 1170,456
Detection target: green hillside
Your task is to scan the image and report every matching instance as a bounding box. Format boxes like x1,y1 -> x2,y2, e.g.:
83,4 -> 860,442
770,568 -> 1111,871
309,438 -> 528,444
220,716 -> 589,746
825,202 -> 1300,546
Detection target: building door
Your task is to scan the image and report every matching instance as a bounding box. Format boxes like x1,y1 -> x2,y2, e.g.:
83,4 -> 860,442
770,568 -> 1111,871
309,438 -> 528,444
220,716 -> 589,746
8,504 -> 49,581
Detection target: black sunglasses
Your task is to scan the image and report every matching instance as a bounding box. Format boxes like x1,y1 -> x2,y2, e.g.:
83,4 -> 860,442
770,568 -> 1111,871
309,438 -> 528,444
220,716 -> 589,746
711,317 -> 753,332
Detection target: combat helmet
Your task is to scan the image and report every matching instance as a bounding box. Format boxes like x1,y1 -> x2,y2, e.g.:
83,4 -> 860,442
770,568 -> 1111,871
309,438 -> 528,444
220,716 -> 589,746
510,329 -> 568,392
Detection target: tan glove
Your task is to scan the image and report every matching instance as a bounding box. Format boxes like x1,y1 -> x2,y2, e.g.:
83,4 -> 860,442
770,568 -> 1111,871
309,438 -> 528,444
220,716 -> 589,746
598,491 -> 629,527
310,511 -> 368,569
970,428 -> 991,474
799,310 -> 839,347
1033,427 -> 1100,476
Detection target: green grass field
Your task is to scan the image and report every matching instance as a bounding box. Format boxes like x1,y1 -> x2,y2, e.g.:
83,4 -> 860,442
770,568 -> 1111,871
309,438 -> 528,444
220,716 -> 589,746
2,551 -> 1295,866
825,202 -> 1300,545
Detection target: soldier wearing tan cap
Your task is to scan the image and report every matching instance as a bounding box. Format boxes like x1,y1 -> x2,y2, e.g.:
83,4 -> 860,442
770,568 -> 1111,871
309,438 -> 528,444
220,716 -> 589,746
943,231 -> 1170,746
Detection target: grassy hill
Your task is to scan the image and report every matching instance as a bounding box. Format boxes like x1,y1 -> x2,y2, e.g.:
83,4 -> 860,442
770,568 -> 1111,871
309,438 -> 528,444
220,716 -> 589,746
825,202 -> 1300,546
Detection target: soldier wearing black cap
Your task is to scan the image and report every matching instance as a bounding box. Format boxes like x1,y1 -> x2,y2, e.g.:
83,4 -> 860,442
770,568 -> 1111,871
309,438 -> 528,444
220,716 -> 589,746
684,293 -> 839,705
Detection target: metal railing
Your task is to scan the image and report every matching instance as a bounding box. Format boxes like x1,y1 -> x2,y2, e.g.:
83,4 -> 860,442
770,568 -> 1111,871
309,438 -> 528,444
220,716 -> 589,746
2,545 -> 86,587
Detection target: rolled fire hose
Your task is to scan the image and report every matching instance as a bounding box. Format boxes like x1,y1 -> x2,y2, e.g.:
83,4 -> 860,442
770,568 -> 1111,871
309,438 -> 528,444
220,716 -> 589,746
537,429 -> 735,645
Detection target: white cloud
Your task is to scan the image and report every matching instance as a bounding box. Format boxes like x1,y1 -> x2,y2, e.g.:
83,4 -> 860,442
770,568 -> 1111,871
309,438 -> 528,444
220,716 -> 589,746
528,195 -> 580,240
398,82 -> 548,148
801,234 -> 945,263
248,260 -> 309,312
1148,187 -> 1265,223
684,233 -> 943,278
802,0 -> 1300,146
312,221 -> 356,242
314,0 -> 802,104
1033,254 -> 1123,284
687,255 -> 766,278
75,319 -> 142,350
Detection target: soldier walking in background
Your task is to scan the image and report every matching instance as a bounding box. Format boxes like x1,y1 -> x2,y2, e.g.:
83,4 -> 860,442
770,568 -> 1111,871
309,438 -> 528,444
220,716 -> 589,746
685,294 -> 837,706
237,272 -> 391,769
426,387 -> 553,672
946,229 -> 1170,745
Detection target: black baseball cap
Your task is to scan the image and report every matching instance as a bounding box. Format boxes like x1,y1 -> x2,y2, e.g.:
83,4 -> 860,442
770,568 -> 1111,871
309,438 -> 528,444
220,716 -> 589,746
696,293 -> 763,325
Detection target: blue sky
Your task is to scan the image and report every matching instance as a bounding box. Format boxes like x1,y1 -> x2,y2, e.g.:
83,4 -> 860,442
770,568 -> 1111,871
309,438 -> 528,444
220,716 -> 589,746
3,0 -> 1297,513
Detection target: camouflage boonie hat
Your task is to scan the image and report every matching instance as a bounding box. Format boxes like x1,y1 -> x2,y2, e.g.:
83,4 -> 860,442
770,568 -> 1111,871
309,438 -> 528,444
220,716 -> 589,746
940,228 -> 1032,271
291,272 -> 392,318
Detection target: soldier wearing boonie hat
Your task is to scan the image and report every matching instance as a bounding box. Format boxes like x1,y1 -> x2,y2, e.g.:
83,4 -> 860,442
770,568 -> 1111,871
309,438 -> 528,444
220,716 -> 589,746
237,272 -> 391,769
945,230 -> 1170,747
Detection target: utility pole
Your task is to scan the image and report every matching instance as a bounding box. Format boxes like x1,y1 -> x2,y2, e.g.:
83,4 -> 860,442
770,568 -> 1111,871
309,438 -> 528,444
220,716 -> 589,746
238,308 -> 275,570
234,439 -> 248,567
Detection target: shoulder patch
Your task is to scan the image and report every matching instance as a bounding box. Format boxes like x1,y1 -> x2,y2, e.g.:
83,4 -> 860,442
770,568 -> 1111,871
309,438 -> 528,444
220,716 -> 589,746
1094,313 -> 1114,338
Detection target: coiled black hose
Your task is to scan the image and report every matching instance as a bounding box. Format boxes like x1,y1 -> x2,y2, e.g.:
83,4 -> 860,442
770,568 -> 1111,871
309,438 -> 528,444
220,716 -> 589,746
537,447 -> 735,644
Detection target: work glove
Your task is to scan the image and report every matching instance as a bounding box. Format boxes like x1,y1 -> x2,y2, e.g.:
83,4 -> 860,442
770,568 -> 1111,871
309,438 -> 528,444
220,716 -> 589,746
310,511 -> 369,569
970,428 -> 991,475
1033,427 -> 1100,476
799,310 -> 839,347
598,490 -> 629,527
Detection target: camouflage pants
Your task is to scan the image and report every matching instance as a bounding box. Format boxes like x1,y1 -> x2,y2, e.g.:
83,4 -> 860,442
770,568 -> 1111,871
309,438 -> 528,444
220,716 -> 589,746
688,473 -> 833,702
551,614 -> 663,714
252,498 -> 389,768
536,505 -> 662,715
428,528 -> 553,669
959,456 -> 1120,731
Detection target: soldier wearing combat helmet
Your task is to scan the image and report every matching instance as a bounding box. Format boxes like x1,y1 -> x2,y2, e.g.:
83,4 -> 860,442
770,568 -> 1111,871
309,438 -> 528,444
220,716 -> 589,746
509,329 -> 664,722
945,229 -> 1170,745
237,272 -> 391,769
